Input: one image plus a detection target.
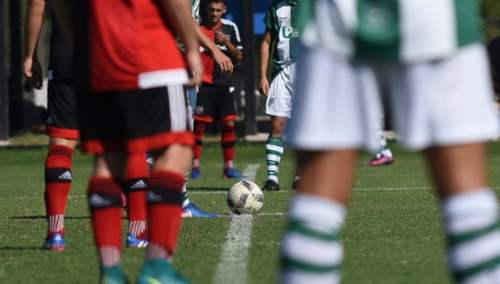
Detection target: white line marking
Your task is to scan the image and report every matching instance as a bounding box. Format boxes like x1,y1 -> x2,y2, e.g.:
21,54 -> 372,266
213,163 -> 260,284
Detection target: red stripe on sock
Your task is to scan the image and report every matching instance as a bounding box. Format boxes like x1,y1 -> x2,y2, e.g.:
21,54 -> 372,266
221,123 -> 236,162
193,121 -> 207,160
88,177 -> 123,249
148,170 -> 185,257
45,145 -> 73,219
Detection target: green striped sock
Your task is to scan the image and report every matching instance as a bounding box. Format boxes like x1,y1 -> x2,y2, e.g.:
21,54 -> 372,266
281,195 -> 345,283
266,137 -> 284,183
443,189 -> 500,283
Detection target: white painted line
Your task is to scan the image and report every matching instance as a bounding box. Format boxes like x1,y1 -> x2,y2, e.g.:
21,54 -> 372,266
213,163 -> 260,284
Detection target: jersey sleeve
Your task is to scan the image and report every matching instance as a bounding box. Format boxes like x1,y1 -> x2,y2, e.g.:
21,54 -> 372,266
264,5 -> 278,34
230,24 -> 243,50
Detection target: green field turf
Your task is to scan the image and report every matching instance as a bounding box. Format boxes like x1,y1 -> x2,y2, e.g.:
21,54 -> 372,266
2,141 -> 500,283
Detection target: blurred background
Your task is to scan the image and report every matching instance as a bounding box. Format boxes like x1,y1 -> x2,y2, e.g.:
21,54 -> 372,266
0,0 -> 499,143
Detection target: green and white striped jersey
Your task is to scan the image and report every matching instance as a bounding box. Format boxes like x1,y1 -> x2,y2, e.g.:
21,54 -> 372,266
192,0 -> 200,22
300,0 -> 482,62
265,0 -> 301,76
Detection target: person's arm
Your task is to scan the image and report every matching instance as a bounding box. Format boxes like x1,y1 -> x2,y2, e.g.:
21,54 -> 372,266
197,28 -> 233,72
159,0 -> 202,86
23,0 -> 45,84
258,31 -> 272,96
215,30 -> 242,61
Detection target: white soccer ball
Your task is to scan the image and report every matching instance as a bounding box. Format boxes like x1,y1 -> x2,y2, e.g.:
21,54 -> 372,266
227,180 -> 264,214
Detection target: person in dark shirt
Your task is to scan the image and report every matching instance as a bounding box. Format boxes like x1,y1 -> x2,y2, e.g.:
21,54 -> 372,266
191,0 -> 244,179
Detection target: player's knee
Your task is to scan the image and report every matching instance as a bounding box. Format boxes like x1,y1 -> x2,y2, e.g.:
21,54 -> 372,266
87,177 -> 123,209
271,118 -> 287,137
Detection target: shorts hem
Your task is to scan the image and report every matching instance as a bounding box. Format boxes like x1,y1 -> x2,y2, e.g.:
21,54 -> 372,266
82,131 -> 194,155
46,127 -> 80,140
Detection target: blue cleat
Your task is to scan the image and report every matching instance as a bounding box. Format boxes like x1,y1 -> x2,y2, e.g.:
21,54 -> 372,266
137,259 -> 190,284
182,202 -> 219,218
43,233 -> 65,252
100,265 -> 129,284
223,167 -> 242,179
126,233 -> 149,248
190,167 -> 202,179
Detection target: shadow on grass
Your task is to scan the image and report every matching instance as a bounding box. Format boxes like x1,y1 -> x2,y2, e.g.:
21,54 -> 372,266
187,186 -> 229,192
0,246 -> 44,251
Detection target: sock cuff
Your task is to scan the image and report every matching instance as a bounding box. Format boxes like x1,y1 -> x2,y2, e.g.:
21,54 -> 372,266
125,153 -> 149,179
150,171 -> 185,192
267,137 -> 284,146
48,145 -> 74,158
443,188 -> 498,234
290,194 -> 346,231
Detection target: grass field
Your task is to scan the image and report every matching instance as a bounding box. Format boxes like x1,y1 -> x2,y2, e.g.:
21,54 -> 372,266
3,141 -> 500,283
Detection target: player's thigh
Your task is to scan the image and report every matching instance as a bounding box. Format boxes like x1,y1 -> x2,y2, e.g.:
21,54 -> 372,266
388,43 -> 499,150
218,86 -> 237,121
195,85 -> 218,121
266,69 -> 293,119
287,44 -> 383,152
47,78 -> 80,140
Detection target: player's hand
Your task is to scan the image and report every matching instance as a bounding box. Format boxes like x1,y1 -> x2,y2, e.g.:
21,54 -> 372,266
213,48 -> 233,73
23,56 -> 43,89
258,77 -> 270,96
185,49 -> 203,87
215,30 -> 230,46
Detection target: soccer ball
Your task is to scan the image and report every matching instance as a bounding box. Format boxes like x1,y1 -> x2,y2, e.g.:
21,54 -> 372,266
227,180 -> 264,214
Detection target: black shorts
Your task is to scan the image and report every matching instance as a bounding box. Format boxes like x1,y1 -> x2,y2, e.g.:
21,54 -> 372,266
194,83 -> 237,123
46,78 -> 80,139
80,85 -> 194,154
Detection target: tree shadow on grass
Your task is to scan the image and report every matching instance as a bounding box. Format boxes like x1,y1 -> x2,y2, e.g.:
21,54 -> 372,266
187,186 -> 229,192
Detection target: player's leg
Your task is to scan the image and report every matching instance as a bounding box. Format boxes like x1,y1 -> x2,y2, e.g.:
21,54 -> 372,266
389,43 -> 500,283
263,64 -> 294,190
281,44 -> 382,283
123,153 -> 149,248
88,153 -> 128,282
43,78 -> 79,251
368,121 -> 393,167
219,86 -> 241,179
263,116 -> 287,191
191,85 -> 215,179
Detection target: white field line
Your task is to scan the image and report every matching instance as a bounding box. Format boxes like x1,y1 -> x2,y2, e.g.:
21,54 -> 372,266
213,163 -> 260,284
12,185 -> 500,201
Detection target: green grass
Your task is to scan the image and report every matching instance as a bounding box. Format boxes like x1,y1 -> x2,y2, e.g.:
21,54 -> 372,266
2,141 -> 500,283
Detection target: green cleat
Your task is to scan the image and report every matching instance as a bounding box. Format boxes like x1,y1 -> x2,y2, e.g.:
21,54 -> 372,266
137,259 -> 190,284
100,265 -> 129,284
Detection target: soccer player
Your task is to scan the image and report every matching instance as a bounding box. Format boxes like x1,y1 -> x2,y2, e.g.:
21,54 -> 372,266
23,0 -> 151,250
68,0 -> 202,282
191,0 -> 243,179
282,1 -> 500,283
259,0 -> 301,191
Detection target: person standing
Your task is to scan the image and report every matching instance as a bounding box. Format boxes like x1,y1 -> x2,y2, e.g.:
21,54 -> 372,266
281,1 -> 500,283
191,0 -> 243,179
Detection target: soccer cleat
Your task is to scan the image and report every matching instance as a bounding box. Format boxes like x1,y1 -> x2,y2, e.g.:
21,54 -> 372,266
137,259 -> 190,284
369,154 -> 394,167
262,179 -> 280,191
190,167 -> 202,179
126,233 -> 149,248
182,202 -> 219,218
43,233 -> 65,252
291,176 -> 301,191
100,265 -> 129,284
223,167 -> 241,179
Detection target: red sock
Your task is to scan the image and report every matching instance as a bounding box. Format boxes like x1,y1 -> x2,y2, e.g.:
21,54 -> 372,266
193,121 -> 207,165
147,170 -> 185,258
221,121 -> 236,168
124,153 -> 149,237
88,177 -> 123,257
45,145 -> 74,236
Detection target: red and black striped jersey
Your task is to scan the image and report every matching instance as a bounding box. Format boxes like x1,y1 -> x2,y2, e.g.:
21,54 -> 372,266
87,0 -> 188,92
200,19 -> 243,87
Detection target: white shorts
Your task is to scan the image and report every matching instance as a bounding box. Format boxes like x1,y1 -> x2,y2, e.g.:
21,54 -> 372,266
266,64 -> 296,118
287,43 -> 499,151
